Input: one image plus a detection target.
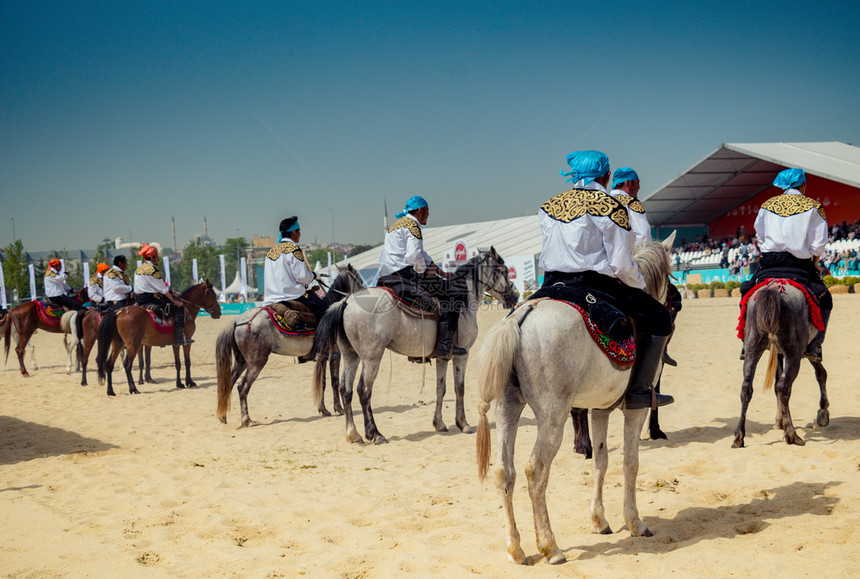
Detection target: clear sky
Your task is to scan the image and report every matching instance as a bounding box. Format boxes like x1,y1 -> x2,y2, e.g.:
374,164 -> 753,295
2,0 -> 859,253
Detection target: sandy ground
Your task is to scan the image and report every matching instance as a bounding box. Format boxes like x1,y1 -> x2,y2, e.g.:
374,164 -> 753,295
2,295 -> 860,578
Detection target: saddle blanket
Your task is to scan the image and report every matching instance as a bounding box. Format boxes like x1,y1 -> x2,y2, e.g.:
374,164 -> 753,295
512,285 -> 636,366
137,304 -> 191,335
736,278 -> 825,340
35,299 -> 65,326
264,305 -> 316,337
375,286 -> 439,318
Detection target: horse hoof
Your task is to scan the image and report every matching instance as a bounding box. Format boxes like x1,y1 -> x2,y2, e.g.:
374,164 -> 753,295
107,392 -> 116,397
176,383 -> 186,389
817,410 -> 830,427
218,416 -> 227,424
459,424 -> 475,434
546,551 -> 566,565
650,429 -> 668,440
186,382 -> 197,388
507,548 -> 527,565
639,527 -> 654,537
731,440 -> 744,449
594,525 -> 612,535
131,389 -> 140,395
434,423 -> 449,433
319,408 -> 332,417
373,435 -> 389,445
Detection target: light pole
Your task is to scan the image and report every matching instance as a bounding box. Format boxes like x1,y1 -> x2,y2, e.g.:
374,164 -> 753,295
9,217 -> 15,243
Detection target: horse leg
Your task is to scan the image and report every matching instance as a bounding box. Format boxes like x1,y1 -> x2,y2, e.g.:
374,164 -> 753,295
65,333 -> 73,374
525,406 -> 567,565
453,354 -> 472,433
732,349 -> 764,448
775,356 -> 804,446
590,409 -> 612,534
237,358 -> 267,428
318,354 -> 331,417
137,349 -> 145,384
329,351 -> 343,415
339,348 -> 363,444
123,342 -> 141,394
621,407 -> 651,536
13,323 -> 32,377
649,378 -> 667,440
571,408 -> 592,458
105,342 -> 123,396
81,336 -> 95,386
356,357 -> 386,444
172,345 -> 184,388
810,360 -> 829,427
183,343 -> 196,388
144,346 -> 155,383
433,358 -> 449,432
494,378 -> 527,564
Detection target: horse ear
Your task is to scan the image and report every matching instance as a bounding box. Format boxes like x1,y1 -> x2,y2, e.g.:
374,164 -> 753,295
489,246 -> 497,257
662,230 -> 677,250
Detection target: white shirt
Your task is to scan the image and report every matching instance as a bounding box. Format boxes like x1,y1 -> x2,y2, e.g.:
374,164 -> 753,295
88,274 -> 105,303
103,266 -> 133,301
134,260 -> 170,295
610,189 -> 652,245
755,189 -> 828,260
377,214 -> 433,277
262,241 -> 315,305
44,267 -> 71,298
539,181 -> 645,289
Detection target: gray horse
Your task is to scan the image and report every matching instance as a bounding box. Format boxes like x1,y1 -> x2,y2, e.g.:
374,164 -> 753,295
475,236 -> 674,565
732,280 -> 829,447
215,264 -> 365,427
312,248 -> 518,445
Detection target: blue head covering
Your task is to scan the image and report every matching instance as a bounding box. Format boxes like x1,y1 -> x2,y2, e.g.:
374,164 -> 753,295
560,150 -> 610,185
278,216 -> 300,242
773,168 -> 806,190
395,195 -> 429,219
612,167 -> 639,190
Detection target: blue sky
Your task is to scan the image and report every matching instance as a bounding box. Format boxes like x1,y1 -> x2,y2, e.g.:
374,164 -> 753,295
2,1 -> 859,252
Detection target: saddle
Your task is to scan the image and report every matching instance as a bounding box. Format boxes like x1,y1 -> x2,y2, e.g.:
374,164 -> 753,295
736,278 -> 825,340
35,299 -> 65,326
135,304 -> 190,335
263,302 -> 317,336
514,285 -> 636,366
375,286 -> 441,319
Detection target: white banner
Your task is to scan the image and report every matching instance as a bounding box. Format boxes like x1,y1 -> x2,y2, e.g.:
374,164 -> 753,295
327,251 -> 332,281
83,262 -> 90,285
240,257 -> 247,302
192,258 -> 199,283
219,255 -> 226,301
0,260 -> 6,309
162,256 -> 171,286
60,258 -> 65,273
504,254 -> 537,297
29,264 -> 37,301
136,260 -> 142,269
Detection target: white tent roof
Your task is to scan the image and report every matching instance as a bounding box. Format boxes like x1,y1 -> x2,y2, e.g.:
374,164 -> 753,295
642,141 -> 860,228
222,271 -> 256,296
342,214 -> 543,271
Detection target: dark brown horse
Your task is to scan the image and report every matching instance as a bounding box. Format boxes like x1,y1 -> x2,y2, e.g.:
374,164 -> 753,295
96,282 -> 221,396
75,308 -> 154,386
3,287 -> 88,376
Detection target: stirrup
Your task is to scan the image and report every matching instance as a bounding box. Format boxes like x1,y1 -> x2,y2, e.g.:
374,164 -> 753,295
625,391 -> 674,410
662,351 -> 677,367
804,344 -> 823,362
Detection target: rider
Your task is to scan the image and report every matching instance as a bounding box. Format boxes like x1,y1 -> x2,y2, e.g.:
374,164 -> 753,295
739,168 -> 831,361
133,244 -> 192,345
103,255 -> 134,311
375,195 -> 467,359
262,216 -> 328,322
87,263 -> 110,306
536,150 -> 673,409
44,258 -> 83,311
611,167 -> 682,367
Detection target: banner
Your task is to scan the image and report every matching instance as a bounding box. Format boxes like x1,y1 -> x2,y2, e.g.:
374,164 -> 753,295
162,256 -> 171,286
60,258 -> 65,273
219,254 -> 226,301
0,260 -> 6,309
327,251 -> 332,281
28,264 -> 36,300
239,257 -> 247,302
192,258 -> 198,283
136,260 -> 142,269
83,262 -> 90,286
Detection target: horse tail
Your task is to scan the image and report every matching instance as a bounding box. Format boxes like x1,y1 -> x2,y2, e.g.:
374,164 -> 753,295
96,311 -> 118,382
215,324 -> 238,421
74,311 -> 85,366
312,300 -> 348,410
753,285 -> 782,392
2,313 -> 11,364
476,315 -> 521,482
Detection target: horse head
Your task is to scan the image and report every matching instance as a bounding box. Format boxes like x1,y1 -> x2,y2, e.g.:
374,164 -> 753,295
327,264 -> 365,302
475,247 -> 519,308
634,234 -> 675,303
182,281 -> 222,319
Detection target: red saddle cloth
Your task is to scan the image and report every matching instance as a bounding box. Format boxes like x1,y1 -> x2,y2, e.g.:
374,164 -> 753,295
35,299 -> 65,326
139,307 -> 183,335
264,306 -> 316,337
736,278 -> 825,340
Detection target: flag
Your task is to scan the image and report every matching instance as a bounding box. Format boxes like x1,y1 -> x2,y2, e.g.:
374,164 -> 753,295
28,264 -> 36,301
192,258 -> 199,283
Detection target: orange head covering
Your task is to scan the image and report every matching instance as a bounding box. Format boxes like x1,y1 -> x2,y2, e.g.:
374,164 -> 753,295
96,263 -> 110,274
48,258 -> 61,269
139,244 -> 158,259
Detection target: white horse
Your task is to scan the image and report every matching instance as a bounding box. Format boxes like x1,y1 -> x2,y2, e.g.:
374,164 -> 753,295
476,234 -> 675,565
312,248 -> 519,444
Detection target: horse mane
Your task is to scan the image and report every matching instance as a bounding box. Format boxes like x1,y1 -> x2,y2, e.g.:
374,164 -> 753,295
179,282 -> 204,297
633,241 -> 671,302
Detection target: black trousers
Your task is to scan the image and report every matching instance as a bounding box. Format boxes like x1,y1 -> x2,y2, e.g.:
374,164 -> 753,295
377,266 -> 468,326
135,293 -> 186,328
739,252 -> 832,310
48,294 -> 82,310
104,298 -> 132,313
289,292 -> 329,322
541,270 -> 673,336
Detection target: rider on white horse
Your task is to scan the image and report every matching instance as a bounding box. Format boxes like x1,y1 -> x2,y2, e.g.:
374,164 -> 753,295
262,216 -> 327,322
375,195 -> 468,360
611,167 -> 682,367
738,168 -> 831,361
134,244 -> 192,346
44,258 -> 82,311
103,255 -> 133,311
535,150 -> 674,409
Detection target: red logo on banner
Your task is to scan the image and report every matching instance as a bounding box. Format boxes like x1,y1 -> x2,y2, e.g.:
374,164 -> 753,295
454,243 -> 467,261
508,267 -> 516,279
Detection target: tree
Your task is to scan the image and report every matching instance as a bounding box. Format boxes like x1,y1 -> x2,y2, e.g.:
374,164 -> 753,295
92,238 -> 114,270
222,237 -> 249,284
2,239 -> 28,304
176,240 -> 221,290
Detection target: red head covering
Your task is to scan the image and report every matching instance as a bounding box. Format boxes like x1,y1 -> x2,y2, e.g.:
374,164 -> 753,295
96,263 -> 110,274
139,244 -> 158,259
48,258 -> 61,269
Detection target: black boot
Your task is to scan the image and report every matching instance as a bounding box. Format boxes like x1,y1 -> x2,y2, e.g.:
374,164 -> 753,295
804,308 -> 831,362
662,308 -> 678,366
625,334 -> 674,410
173,308 -> 193,346
432,321 -> 467,360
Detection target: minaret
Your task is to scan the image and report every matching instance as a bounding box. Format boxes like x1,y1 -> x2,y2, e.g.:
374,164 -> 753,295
171,215 -> 176,252
204,215 -> 208,237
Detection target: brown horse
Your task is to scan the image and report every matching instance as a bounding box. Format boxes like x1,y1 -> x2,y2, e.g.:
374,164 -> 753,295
75,308 -> 154,387
96,282 -> 221,396
3,287 -> 88,376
